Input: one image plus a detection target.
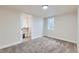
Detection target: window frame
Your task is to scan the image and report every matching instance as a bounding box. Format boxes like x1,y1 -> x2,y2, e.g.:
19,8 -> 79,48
48,17 -> 55,31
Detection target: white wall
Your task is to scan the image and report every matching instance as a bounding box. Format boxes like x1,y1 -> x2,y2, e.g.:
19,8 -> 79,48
20,13 -> 32,28
0,8 -> 22,49
43,12 -> 77,43
77,6 -> 79,52
0,7 -> 44,49
20,13 -> 44,40
31,16 -> 44,39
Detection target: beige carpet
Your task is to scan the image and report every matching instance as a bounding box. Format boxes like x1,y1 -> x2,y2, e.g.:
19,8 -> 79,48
0,37 -> 77,53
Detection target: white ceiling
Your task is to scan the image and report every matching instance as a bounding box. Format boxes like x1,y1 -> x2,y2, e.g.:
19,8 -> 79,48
1,5 -> 77,17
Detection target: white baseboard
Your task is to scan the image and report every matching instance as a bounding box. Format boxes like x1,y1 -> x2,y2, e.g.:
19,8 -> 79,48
0,40 -> 23,49
32,34 -> 43,40
0,34 -> 43,49
0,35 -> 76,49
45,35 -> 77,44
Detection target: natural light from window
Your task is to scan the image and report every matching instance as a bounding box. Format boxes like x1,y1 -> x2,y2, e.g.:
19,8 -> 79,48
48,17 -> 55,31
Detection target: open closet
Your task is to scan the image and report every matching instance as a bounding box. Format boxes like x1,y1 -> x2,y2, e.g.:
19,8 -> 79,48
20,13 -> 32,41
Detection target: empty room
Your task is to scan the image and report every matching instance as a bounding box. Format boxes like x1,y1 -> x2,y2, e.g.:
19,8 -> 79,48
0,5 -> 78,53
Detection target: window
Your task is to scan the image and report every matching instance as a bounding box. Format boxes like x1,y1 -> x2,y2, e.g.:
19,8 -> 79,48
48,17 -> 55,31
